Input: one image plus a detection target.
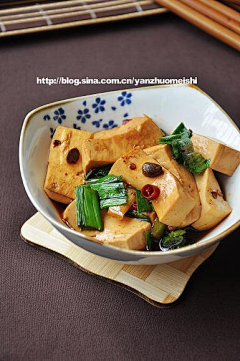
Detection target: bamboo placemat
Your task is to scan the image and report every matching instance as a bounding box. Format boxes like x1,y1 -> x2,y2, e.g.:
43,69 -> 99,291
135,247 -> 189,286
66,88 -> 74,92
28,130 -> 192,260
21,212 -> 219,307
0,0 -> 167,37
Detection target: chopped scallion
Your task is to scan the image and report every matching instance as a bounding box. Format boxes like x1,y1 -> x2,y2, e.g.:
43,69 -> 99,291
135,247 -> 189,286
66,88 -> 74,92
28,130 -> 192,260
89,182 -> 126,199
100,197 -> 127,209
135,189 -> 152,213
85,164 -> 113,180
160,229 -> 187,251
75,185 -> 103,231
87,174 -> 122,184
125,210 -> 150,222
151,219 -> 166,240
158,122 -> 210,174
146,230 -> 154,251
87,175 -> 127,209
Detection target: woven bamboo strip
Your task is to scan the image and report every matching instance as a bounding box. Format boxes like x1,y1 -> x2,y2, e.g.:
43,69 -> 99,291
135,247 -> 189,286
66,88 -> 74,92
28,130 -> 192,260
21,212 -> 218,306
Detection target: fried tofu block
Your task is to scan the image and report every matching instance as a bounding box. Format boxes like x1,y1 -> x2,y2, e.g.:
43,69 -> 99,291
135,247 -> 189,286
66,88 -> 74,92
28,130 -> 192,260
109,147 -> 196,227
63,200 -> 81,231
144,144 -> 201,226
63,200 -> 151,250
44,188 -> 72,204
192,168 -> 232,231
108,204 -> 132,219
108,188 -> 136,219
81,117 -> 164,173
192,134 -> 240,176
44,126 -> 93,204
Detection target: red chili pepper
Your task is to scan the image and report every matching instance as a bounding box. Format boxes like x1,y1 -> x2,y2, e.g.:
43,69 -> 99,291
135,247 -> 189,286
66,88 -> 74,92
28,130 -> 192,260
141,184 -> 160,200
131,202 -> 137,211
129,163 -> 137,170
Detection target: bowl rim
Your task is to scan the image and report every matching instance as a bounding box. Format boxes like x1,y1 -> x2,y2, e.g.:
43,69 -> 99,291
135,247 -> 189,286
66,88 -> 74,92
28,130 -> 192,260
19,84 -> 240,257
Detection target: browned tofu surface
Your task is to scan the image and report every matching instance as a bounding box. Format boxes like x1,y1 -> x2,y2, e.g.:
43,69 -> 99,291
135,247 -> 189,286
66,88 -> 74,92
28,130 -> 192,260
144,144 -> 201,226
109,147 -> 196,227
44,188 -> 72,204
192,134 -> 240,176
44,126 -> 93,204
192,168 -> 232,230
108,188 -> 136,219
81,117 -> 164,173
63,200 -> 151,250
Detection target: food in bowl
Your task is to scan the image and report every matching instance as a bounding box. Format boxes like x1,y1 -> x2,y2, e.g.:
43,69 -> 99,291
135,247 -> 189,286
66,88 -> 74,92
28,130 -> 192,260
43,116 -> 240,252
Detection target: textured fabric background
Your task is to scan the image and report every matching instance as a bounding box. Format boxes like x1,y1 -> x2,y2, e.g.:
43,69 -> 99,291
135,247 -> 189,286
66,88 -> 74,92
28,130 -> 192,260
0,13 -> 240,361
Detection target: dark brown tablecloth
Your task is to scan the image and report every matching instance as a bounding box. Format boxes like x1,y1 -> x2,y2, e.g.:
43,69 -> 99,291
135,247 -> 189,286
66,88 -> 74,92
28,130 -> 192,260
1,13 -> 240,361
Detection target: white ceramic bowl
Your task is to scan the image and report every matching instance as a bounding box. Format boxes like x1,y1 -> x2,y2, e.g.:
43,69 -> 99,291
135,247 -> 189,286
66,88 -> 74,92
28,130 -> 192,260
19,85 -> 240,265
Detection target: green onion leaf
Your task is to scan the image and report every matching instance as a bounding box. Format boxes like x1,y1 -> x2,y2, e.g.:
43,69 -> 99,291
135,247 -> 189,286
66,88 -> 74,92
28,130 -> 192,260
90,182 -> 126,200
125,210 -> 150,222
151,219 -> 166,240
172,122 -> 192,138
172,137 -> 193,162
87,174 -> 123,184
158,122 -> 210,174
85,164 -> 113,181
146,230 -> 154,251
87,174 -> 127,209
100,197 -> 127,209
75,185 -> 103,231
135,189 -> 152,213
158,134 -> 182,144
183,153 -> 211,174
160,230 -> 187,251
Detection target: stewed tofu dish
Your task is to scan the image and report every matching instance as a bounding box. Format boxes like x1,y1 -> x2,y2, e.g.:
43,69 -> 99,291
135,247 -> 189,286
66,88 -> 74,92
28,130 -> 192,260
44,116 -> 240,251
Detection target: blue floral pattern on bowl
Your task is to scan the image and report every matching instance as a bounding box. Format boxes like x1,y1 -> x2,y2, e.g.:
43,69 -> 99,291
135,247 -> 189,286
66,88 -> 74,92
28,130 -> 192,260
53,107 -> 66,124
73,123 -> 81,130
50,127 -> 56,138
42,91 -> 134,137
118,91 -> 132,106
92,119 -> 103,128
103,120 -> 117,129
43,114 -> 51,121
92,97 -> 106,114
77,108 -> 91,123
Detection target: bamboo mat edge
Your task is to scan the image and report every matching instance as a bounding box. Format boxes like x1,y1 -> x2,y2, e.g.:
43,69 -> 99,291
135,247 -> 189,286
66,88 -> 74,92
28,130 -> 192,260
20,212 -> 219,308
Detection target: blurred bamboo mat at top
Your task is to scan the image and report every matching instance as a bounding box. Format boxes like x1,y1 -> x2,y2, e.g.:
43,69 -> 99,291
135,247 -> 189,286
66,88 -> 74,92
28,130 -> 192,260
0,0 -> 168,37
155,0 -> 240,51
1,0 -> 240,51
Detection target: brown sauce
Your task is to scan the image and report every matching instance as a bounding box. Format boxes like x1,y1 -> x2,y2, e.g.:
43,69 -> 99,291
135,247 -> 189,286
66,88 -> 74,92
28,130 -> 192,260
52,200 -> 213,249
52,200 -> 67,222
184,226 -> 213,243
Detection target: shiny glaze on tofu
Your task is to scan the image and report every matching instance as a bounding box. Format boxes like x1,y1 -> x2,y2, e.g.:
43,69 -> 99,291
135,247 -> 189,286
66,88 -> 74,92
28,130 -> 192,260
192,134 -> 240,176
43,119 -> 236,252
144,144 -> 201,226
81,117 -> 164,173
109,147 -> 196,227
63,200 -> 151,250
192,168 -> 232,231
44,126 -> 93,204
